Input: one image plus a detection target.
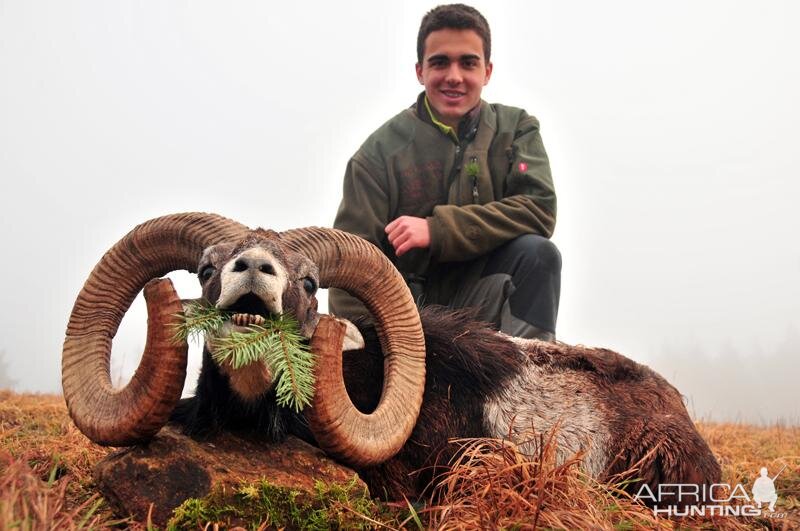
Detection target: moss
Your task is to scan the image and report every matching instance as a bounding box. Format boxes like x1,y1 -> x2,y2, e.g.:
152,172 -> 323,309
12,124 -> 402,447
168,498 -> 215,528
166,475 -> 401,530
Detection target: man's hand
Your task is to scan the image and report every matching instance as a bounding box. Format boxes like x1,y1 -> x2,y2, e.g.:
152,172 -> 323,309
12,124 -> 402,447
385,216 -> 430,257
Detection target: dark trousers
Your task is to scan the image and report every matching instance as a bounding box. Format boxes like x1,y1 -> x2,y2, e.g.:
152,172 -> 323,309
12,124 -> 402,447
422,235 -> 561,340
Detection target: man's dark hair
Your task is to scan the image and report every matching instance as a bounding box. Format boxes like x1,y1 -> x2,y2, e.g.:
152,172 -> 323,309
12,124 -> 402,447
417,4 -> 491,63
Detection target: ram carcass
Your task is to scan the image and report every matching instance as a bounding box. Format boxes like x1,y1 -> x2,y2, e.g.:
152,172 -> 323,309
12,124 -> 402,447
62,213 -> 720,504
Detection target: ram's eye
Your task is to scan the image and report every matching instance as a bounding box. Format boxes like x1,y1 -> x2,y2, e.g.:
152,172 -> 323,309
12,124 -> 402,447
199,265 -> 216,283
303,277 -> 317,294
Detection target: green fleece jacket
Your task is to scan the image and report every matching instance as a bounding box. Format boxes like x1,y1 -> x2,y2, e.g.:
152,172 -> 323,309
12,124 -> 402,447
329,93 -> 556,318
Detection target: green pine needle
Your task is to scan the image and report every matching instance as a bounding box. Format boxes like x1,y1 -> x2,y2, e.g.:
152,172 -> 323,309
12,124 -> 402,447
173,301 -> 229,342
174,303 -> 316,412
258,316 -> 316,412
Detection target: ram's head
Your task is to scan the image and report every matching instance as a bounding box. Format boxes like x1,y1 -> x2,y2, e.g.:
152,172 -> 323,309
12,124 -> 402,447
61,213 -> 425,466
192,229 -> 364,401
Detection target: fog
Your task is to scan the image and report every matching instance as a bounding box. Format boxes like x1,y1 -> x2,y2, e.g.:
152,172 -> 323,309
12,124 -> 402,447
1,0 -> 798,423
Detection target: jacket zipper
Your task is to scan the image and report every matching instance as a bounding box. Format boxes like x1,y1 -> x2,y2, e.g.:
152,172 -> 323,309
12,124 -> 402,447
447,126 -> 479,204
447,144 -> 466,202
470,156 -> 479,204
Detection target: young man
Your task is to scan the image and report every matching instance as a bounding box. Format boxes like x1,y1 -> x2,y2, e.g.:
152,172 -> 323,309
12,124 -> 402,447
330,4 -> 560,340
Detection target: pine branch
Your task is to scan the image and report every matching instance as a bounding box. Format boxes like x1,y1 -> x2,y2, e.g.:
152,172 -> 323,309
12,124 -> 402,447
264,316 -> 315,412
210,327 -> 272,370
175,305 -> 317,412
172,301 -> 229,342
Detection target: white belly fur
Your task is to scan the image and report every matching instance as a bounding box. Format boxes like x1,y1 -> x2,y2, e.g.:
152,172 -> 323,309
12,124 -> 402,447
483,339 -> 611,478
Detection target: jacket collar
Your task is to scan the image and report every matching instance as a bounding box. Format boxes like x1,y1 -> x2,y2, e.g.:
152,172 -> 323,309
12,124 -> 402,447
414,91 -> 482,144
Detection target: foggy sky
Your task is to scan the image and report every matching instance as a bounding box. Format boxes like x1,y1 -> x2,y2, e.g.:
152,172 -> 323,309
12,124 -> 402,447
1,0 -> 798,423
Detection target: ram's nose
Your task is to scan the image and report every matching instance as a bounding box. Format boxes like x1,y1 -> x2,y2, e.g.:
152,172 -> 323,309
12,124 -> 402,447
232,256 -> 275,275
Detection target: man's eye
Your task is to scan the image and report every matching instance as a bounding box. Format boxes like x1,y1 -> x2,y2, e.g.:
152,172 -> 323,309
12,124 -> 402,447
303,277 -> 317,294
462,59 -> 478,68
199,265 -> 216,283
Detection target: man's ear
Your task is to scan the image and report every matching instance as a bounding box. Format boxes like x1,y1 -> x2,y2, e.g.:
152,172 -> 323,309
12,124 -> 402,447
415,63 -> 424,84
484,61 -> 493,85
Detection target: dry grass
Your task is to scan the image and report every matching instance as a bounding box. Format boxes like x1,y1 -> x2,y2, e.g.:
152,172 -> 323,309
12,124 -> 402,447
703,422 -> 800,499
0,391 -> 135,529
0,456 -> 112,530
1,390 -> 798,530
424,435 -> 664,530
422,423 -> 800,530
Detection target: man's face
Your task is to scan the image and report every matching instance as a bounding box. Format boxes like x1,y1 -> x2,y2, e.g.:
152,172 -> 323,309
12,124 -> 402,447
416,28 -> 493,129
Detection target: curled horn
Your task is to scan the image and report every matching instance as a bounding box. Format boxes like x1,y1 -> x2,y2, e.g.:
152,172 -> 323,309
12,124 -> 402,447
62,213 -> 248,445
282,227 -> 425,467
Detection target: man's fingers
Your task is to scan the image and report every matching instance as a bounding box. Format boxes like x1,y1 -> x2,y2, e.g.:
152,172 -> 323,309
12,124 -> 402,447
385,216 -> 405,234
386,216 -> 430,256
386,225 -> 405,246
395,241 -> 412,257
386,216 -> 431,257
388,231 -> 410,251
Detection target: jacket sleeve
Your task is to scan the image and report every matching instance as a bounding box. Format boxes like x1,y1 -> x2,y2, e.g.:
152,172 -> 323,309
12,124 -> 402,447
328,154 -> 389,319
427,114 -> 556,263
332,155 -> 390,249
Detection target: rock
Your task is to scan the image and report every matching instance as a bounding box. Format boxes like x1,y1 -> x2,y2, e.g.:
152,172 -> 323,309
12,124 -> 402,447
94,425 -> 365,526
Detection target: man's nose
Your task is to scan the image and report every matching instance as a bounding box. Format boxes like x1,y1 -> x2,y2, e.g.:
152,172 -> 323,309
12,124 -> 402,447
445,63 -> 463,84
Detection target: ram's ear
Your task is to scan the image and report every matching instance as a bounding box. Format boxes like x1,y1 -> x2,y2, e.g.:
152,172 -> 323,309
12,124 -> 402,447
340,318 -> 365,351
304,314 -> 365,351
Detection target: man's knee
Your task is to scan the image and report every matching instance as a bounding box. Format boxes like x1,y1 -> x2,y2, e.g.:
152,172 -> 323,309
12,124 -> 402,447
503,234 -> 562,275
